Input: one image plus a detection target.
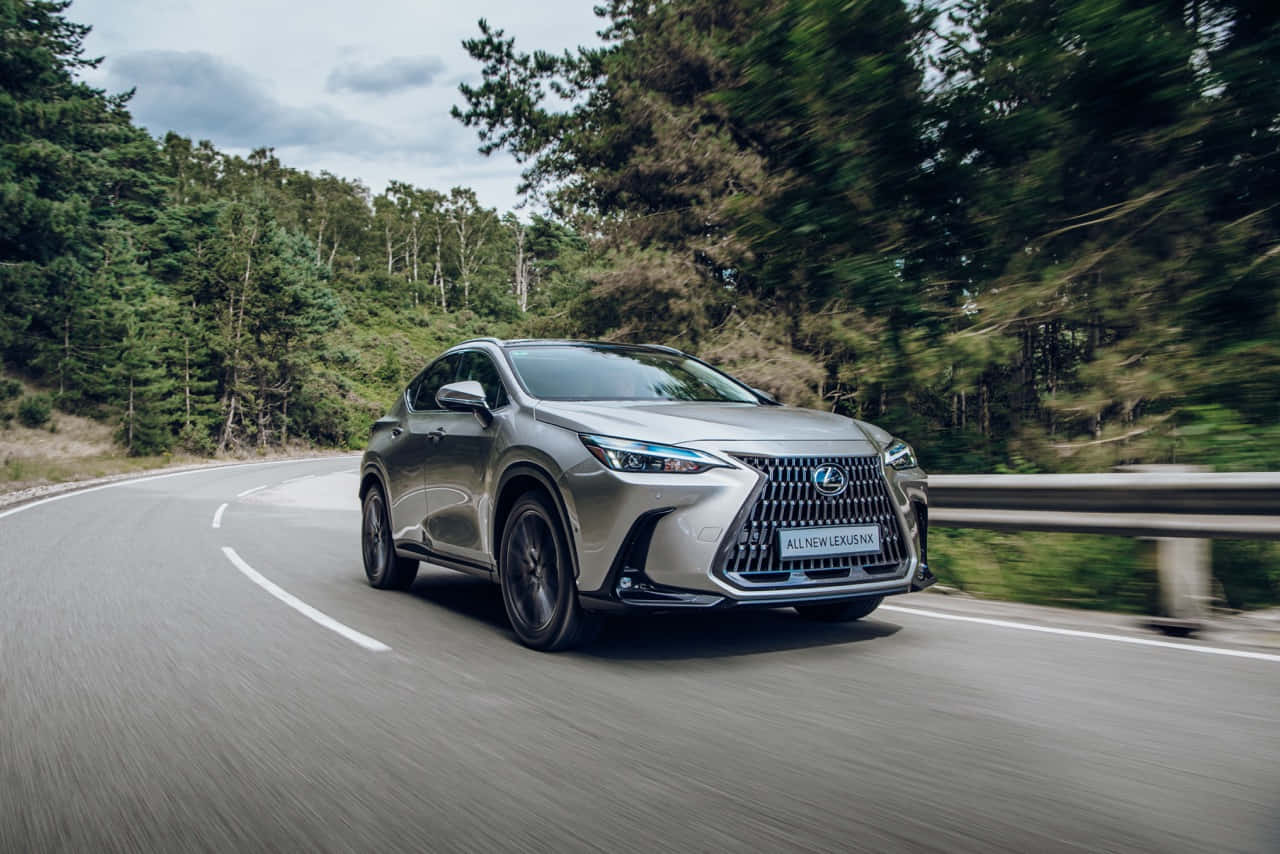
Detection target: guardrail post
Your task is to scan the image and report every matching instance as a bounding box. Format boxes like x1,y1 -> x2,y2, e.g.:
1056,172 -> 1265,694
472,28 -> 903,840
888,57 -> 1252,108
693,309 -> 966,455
1118,465 -> 1212,635
1153,536 -> 1211,632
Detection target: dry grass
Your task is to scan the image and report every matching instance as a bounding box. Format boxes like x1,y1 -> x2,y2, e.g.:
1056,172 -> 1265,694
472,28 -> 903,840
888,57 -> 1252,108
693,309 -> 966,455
0,409 -> 116,458
0,412 -> 195,489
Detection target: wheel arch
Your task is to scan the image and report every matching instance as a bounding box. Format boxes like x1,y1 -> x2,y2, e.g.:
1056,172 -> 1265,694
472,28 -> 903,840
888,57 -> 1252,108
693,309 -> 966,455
359,462 -> 387,504
494,462 -> 580,579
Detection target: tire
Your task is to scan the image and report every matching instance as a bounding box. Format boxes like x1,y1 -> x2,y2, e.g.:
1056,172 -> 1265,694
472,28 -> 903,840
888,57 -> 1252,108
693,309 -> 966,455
361,484 -> 418,590
794,595 -> 884,622
498,491 -> 599,651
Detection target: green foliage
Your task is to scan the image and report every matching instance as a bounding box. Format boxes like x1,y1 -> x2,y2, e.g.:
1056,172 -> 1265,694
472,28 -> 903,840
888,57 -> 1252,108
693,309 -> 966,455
376,346 -> 401,386
0,378 -> 20,400
1213,541 -> 1280,610
931,529 -> 1158,613
455,0 -> 1280,477
932,529 -> 1280,613
17,393 -> 52,428
0,0 -> 584,455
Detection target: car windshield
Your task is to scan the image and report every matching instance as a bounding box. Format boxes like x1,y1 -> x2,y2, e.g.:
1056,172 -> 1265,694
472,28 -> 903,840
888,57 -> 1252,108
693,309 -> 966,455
506,345 -> 760,403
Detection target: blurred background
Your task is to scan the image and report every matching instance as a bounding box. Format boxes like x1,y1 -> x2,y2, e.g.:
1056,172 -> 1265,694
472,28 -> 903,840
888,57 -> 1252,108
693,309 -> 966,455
2,0 -> 1278,609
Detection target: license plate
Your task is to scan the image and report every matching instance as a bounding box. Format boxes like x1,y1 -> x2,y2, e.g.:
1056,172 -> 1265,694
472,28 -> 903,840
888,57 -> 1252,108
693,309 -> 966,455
778,524 -> 880,560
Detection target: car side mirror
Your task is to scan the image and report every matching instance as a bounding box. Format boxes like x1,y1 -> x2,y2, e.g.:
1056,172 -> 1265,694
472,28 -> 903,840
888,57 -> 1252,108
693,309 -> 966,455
436,380 -> 492,425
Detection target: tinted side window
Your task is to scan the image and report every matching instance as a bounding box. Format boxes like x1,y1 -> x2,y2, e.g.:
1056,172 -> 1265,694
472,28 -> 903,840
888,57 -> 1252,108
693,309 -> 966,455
404,368 -> 430,409
410,355 -> 459,411
456,351 -> 509,409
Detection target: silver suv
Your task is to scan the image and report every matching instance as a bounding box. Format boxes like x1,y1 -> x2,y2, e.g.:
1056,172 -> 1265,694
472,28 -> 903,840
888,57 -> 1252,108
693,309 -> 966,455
360,339 -> 932,650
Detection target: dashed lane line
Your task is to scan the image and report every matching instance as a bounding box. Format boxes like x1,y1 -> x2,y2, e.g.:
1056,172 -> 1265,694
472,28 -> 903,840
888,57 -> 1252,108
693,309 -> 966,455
211,503 -> 228,529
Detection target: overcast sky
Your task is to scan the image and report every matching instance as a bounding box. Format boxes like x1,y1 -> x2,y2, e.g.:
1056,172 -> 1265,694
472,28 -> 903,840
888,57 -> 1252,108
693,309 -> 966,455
71,0 -> 604,213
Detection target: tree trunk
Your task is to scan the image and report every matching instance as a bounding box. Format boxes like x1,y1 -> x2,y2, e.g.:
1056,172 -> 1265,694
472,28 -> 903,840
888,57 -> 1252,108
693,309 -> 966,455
513,222 -> 530,312
981,378 -> 991,438
126,377 -> 135,454
410,215 -> 420,284
257,381 -> 268,450
183,336 -> 192,429
61,314 -> 70,395
218,223 -> 256,455
433,218 -> 447,311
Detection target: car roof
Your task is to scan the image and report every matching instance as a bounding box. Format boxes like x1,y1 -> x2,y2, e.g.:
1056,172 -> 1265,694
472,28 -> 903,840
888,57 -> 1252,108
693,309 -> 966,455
454,338 -> 684,356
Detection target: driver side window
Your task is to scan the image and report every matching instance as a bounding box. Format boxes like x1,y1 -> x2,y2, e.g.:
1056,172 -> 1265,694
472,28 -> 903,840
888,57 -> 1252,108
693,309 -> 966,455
456,350 -> 509,409
407,355 -> 459,412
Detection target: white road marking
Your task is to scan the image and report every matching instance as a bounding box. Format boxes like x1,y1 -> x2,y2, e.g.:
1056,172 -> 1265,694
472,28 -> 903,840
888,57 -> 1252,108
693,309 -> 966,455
211,503 -> 228,529
236,484 -> 267,497
221,547 -> 390,652
0,456 -> 358,522
281,474 -> 316,484
880,604 -> 1280,663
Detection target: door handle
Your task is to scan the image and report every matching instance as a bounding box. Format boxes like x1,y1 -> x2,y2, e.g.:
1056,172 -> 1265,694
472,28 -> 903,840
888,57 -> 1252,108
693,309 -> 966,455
390,426 -> 403,438
427,428 -> 447,444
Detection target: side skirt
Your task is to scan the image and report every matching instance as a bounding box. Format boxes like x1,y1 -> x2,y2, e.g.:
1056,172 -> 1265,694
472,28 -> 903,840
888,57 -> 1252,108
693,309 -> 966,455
396,541 -> 495,581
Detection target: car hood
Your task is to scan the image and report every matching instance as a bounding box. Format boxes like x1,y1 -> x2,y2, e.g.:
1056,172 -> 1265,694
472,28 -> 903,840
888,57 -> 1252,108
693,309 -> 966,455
534,400 -> 890,448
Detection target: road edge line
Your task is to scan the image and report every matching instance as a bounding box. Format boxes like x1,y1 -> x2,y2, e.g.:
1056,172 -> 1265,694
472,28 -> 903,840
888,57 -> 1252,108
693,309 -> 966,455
880,604 -> 1280,663
0,454 -> 358,522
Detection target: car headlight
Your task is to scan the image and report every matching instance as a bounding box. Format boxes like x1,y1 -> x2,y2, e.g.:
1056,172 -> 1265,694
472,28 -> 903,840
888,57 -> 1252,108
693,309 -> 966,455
580,434 -> 728,474
885,439 -> 918,470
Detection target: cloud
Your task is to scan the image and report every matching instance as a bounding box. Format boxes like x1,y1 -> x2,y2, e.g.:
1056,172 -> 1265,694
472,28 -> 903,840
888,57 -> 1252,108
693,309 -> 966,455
106,50 -> 458,159
325,55 -> 446,95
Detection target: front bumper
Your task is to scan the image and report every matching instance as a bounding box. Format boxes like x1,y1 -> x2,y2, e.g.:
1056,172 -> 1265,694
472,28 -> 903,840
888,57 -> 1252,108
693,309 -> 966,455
561,440 -> 930,613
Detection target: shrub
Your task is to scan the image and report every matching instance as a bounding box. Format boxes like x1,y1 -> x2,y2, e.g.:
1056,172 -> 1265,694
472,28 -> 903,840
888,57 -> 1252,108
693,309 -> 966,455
376,347 -> 401,385
0,378 -> 21,401
17,393 -> 52,428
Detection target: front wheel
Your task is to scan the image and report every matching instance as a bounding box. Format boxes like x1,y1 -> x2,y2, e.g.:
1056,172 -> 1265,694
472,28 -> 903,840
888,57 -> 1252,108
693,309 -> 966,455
499,492 -> 598,651
361,485 -> 418,590
794,595 -> 884,622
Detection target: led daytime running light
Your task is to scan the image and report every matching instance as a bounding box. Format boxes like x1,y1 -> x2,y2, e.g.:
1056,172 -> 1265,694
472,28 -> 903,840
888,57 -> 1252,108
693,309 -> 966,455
580,434 -> 725,474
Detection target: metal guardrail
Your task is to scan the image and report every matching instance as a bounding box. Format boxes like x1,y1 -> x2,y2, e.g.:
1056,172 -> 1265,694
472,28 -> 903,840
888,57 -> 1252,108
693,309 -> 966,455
929,472 -> 1280,540
925,468 -> 1280,632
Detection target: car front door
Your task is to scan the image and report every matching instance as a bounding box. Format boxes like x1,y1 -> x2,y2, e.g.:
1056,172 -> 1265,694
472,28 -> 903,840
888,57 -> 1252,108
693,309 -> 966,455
383,354 -> 459,544
421,349 -> 509,569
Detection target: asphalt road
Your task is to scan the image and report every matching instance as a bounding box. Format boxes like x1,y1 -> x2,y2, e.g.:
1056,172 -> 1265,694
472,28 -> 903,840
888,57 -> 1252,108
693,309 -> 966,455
2,457 -> 1278,853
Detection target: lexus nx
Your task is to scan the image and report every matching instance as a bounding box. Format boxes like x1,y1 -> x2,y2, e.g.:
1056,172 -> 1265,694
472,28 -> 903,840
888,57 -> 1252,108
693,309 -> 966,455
360,339 -> 932,650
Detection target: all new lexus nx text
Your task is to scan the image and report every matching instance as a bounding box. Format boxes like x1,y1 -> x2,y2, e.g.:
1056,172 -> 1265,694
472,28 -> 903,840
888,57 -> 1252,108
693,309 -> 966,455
360,339 -> 932,650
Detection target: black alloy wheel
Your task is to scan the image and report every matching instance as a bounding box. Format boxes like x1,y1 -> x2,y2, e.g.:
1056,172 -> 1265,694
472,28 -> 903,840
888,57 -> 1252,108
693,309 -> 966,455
362,484 -> 418,590
499,492 -> 598,651
794,595 -> 884,622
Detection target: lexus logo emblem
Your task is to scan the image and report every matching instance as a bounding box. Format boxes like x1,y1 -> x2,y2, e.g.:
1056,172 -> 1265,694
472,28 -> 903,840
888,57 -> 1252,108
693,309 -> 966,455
811,464 -> 848,497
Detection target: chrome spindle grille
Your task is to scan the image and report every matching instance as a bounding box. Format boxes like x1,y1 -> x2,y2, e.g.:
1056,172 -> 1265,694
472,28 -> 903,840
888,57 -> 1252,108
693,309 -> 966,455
722,454 -> 908,588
